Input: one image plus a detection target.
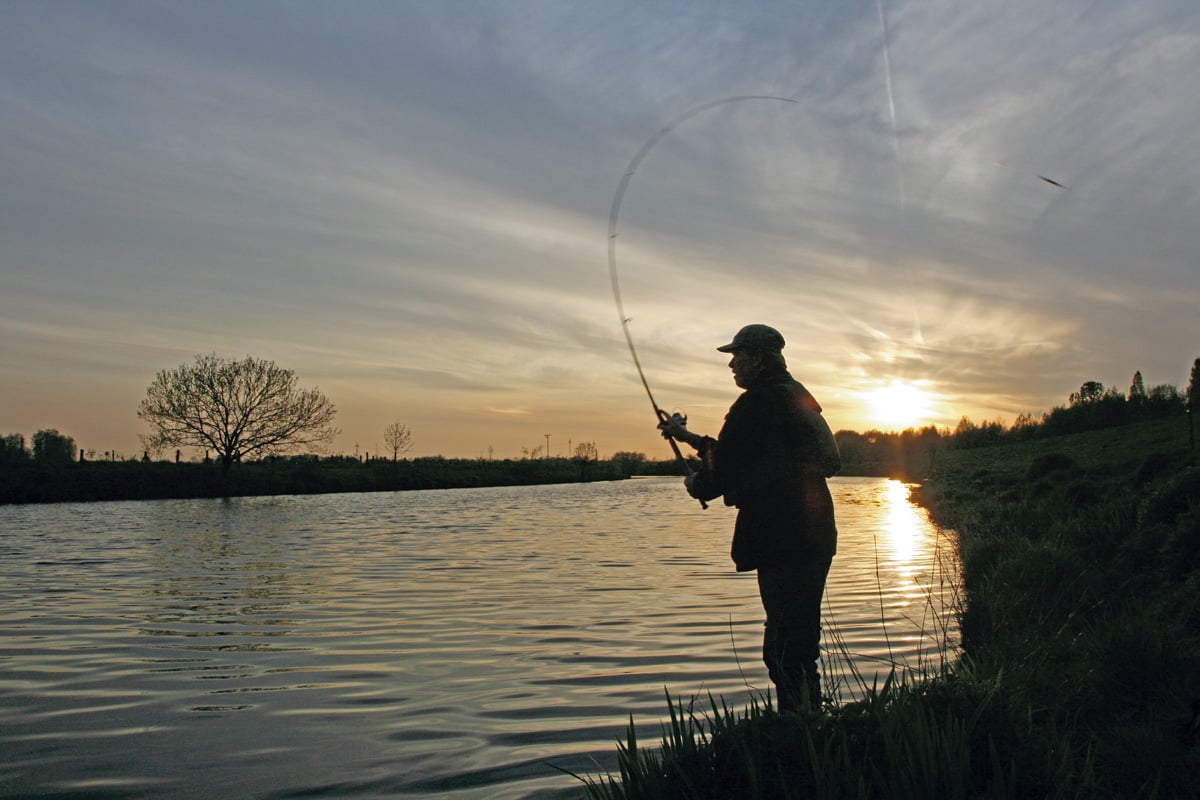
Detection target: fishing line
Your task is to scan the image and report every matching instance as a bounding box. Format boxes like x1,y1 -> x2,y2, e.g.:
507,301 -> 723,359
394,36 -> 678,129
875,0 -> 928,355
607,95 -> 799,501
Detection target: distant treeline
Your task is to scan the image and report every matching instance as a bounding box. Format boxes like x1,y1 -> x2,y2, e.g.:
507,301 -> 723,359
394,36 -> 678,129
837,369 -> 1198,479
0,454 -> 670,506
5,365 -> 1197,505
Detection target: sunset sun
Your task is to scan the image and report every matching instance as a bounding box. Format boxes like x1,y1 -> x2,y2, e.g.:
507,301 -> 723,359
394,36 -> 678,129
867,381 -> 933,430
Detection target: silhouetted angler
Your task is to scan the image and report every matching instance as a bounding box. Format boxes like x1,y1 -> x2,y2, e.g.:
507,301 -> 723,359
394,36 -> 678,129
659,324 -> 841,712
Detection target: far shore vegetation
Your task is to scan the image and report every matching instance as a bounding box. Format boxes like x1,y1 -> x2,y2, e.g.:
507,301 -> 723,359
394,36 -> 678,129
4,362 -> 1197,507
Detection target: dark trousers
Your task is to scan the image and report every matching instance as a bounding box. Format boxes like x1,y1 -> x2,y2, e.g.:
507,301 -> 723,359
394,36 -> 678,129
757,557 -> 832,712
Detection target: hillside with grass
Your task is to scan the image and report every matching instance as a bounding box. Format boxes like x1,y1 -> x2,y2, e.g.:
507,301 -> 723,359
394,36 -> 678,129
921,415 -> 1199,795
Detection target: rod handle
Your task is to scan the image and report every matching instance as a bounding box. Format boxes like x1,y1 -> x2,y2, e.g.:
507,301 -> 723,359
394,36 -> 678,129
656,408 -> 707,509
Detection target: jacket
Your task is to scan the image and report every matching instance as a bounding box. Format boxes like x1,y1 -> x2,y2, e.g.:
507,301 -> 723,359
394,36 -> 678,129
690,368 -> 840,571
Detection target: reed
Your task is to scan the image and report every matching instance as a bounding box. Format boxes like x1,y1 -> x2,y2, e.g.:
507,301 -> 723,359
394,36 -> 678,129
574,666 -> 1092,799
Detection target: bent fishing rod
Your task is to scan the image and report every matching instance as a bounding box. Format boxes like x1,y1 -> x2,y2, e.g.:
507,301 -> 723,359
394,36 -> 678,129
607,95 -> 800,509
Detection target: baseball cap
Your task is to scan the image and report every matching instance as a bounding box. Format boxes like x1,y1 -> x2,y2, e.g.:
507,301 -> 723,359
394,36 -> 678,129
716,324 -> 785,353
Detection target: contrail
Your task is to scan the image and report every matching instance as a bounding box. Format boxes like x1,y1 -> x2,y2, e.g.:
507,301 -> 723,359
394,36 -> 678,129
876,0 -> 922,347
876,0 -> 905,209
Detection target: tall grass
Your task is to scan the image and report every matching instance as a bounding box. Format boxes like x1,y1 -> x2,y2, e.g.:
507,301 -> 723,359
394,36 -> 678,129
573,667 -> 1092,799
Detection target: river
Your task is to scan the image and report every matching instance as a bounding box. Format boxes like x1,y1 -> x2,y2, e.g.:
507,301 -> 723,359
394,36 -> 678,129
0,476 -> 957,799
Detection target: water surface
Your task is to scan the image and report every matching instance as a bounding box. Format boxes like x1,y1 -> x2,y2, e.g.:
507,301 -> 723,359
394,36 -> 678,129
0,477 -> 957,799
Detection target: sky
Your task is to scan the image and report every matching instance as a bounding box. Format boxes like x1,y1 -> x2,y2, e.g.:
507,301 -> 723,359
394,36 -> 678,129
2,1 -> 1198,461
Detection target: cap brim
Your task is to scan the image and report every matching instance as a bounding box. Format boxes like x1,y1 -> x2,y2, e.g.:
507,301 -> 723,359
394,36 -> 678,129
716,343 -> 738,353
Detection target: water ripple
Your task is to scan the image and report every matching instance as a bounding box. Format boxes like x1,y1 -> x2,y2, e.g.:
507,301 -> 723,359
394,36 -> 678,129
0,477 -> 957,799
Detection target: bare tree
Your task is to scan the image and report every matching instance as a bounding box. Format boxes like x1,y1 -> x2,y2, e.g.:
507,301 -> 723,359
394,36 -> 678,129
573,441 -> 599,462
138,353 -> 339,467
383,421 -> 414,462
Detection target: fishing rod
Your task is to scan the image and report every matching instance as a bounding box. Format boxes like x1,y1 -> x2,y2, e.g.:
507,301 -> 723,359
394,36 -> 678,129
607,95 -> 800,508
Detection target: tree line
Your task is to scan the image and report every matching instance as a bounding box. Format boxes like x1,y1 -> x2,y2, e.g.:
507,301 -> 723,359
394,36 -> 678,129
1,429 -> 78,464
0,353 -> 617,504
834,358 -> 1200,478
2,353 -> 611,469
5,354 -> 1198,483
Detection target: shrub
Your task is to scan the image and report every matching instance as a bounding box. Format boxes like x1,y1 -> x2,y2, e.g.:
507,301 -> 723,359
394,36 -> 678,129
1139,467 -> 1200,527
1025,452 -> 1076,481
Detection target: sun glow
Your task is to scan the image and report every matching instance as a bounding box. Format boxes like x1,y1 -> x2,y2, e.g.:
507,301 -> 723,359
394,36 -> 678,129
867,381 -> 933,430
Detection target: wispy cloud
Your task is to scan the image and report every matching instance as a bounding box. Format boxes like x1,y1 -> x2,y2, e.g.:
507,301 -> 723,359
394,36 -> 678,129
2,0 -> 1198,456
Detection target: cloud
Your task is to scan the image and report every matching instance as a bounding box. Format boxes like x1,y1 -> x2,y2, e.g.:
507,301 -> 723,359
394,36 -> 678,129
2,1 -> 1198,456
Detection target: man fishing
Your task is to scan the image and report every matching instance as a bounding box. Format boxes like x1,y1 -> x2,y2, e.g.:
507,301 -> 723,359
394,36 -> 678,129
658,324 -> 841,712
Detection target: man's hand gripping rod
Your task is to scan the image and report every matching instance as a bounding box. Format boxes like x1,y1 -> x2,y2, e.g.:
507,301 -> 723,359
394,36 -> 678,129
655,408 -> 707,508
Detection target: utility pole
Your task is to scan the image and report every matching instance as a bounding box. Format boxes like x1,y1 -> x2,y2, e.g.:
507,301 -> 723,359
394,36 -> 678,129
544,433 -> 551,459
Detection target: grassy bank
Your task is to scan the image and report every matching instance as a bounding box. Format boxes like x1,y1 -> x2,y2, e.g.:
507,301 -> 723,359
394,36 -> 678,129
915,416 -> 1200,795
582,416 -> 1200,798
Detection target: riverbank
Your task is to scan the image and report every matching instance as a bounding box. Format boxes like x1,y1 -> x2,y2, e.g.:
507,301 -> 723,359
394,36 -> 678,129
582,417 -> 1200,797
915,415 -> 1199,796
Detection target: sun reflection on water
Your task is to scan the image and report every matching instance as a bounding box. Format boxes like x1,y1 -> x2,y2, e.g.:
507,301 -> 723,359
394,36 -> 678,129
823,477 -> 961,697
882,478 -> 926,567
